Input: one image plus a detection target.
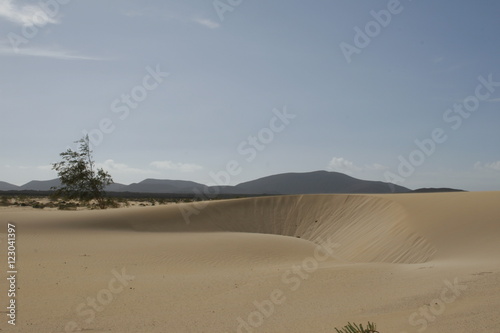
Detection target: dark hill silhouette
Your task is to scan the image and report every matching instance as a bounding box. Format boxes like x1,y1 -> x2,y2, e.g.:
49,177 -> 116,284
124,179 -> 208,193
1,171 -> 410,194
233,171 -> 409,194
0,181 -> 20,191
20,179 -> 61,191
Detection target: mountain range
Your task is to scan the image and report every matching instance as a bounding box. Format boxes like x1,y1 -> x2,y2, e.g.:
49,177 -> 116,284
0,171 -> 410,195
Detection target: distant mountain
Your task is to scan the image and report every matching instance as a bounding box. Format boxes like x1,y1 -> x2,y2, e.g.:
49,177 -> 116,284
12,179 -> 125,192
123,179 -> 208,193
112,172 -> 409,194
233,171 -> 410,194
1,171 -> 411,195
20,179 -> 61,191
105,183 -> 128,192
0,181 -> 20,191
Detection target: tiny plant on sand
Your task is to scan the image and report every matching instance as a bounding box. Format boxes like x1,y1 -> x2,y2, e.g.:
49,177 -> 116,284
335,322 -> 378,333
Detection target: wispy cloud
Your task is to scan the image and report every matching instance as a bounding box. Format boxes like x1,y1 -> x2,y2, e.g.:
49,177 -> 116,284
328,157 -> 361,174
99,160 -> 160,176
94,160 -> 204,179
123,7 -> 219,29
327,157 -> 388,174
0,43 -> 107,60
151,161 -> 203,173
192,17 -> 219,29
0,0 -> 58,26
474,161 -> 500,171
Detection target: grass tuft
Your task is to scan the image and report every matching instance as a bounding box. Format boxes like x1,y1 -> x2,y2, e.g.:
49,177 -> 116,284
334,321 -> 378,333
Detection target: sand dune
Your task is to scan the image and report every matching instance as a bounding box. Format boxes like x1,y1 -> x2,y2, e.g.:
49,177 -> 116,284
1,192 -> 499,332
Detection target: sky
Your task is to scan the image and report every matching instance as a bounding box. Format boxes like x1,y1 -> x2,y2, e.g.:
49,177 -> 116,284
0,0 -> 499,191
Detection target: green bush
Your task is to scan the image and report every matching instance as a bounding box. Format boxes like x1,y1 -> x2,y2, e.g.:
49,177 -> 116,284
52,135 -> 113,209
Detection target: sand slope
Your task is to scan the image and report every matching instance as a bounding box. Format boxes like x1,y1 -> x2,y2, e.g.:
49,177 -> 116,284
1,192 -> 499,332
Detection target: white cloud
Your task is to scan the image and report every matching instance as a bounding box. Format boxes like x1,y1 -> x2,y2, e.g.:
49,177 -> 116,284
150,161 -> 203,173
487,162 -> 500,170
192,17 -> 220,29
0,43 -> 107,60
327,157 -> 362,174
0,0 -> 58,26
328,157 -> 388,174
99,160 -> 159,176
475,161 -> 500,171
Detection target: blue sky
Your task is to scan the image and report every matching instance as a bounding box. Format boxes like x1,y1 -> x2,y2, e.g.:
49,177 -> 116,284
1,0 -> 499,191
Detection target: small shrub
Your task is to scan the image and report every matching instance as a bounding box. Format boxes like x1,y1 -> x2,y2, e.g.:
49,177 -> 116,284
105,198 -> 120,209
115,197 -> 130,206
335,322 -> 378,333
0,196 -> 11,206
58,202 -> 79,211
32,202 -> 46,209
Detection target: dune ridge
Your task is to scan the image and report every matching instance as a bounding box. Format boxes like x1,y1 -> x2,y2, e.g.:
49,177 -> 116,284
18,194 -> 437,264
188,195 -> 436,264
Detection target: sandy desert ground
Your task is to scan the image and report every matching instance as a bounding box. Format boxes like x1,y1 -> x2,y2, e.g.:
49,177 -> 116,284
0,191 -> 499,332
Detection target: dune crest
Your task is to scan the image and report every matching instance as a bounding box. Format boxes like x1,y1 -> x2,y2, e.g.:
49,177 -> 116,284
188,195 -> 436,264
27,194 -> 436,264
